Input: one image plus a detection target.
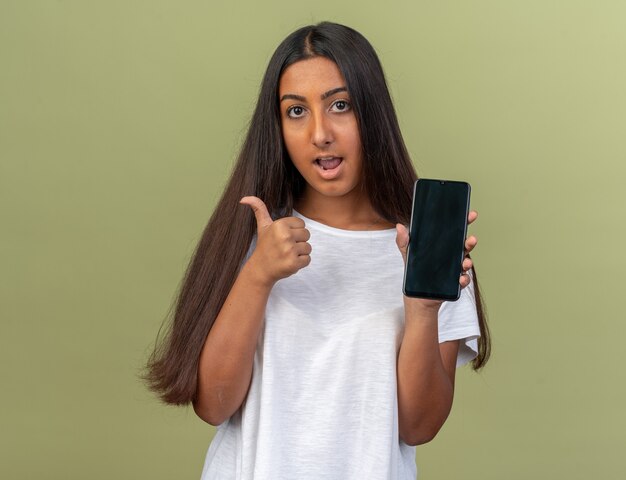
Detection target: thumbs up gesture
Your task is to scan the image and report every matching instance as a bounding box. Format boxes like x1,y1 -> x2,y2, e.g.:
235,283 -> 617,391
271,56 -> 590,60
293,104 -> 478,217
239,196 -> 312,287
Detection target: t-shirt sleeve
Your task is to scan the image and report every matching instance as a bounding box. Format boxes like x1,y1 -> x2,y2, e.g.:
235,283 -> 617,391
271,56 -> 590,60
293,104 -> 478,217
437,269 -> 482,368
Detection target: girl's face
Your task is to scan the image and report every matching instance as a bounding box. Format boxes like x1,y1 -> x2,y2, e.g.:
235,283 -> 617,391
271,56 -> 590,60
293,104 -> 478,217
278,56 -> 364,204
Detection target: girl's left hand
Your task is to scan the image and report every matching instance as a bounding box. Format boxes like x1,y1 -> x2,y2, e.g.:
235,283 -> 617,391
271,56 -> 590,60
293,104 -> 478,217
395,210 -> 479,308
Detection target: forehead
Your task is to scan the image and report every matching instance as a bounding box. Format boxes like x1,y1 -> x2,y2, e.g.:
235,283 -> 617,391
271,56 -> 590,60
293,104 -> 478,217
278,57 -> 346,95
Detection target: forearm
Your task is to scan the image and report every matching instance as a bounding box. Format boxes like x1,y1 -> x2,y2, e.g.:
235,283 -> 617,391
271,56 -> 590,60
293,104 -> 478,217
396,298 -> 454,445
194,256 -> 273,425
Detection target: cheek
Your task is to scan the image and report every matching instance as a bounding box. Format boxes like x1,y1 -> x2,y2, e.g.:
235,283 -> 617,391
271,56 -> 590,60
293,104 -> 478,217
350,133 -> 362,153
283,131 -> 312,169
282,126 -> 301,150
282,134 -> 308,176
346,130 -> 363,160
281,130 -> 296,156
342,120 -> 362,152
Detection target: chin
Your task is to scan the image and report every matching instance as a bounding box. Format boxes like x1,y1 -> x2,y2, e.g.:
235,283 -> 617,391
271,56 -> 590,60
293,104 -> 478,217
311,184 -> 360,198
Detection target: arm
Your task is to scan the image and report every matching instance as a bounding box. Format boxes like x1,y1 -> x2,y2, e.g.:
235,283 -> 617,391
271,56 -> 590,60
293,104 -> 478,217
396,298 -> 460,446
193,196 -> 311,426
394,212 -> 478,445
193,256 -> 273,426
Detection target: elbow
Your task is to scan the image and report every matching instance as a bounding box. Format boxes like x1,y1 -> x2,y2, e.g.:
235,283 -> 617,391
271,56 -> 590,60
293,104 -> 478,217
398,393 -> 454,446
399,422 -> 443,446
192,400 -> 228,427
193,382 -> 246,426
400,429 -> 439,447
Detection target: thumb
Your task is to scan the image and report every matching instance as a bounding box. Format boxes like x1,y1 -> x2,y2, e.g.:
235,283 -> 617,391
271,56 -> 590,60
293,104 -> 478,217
240,196 -> 273,230
395,223 -> 409,265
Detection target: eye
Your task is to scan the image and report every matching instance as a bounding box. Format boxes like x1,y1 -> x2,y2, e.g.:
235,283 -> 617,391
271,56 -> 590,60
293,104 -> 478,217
331,100 -> 351,112
287,105 -> 306,118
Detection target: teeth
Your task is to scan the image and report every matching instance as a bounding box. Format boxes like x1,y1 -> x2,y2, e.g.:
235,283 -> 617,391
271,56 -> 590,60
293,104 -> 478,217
316,157 -> 342,171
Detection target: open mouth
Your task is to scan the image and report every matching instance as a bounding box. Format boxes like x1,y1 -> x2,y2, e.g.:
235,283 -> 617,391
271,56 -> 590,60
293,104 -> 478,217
315,157 -> 343,170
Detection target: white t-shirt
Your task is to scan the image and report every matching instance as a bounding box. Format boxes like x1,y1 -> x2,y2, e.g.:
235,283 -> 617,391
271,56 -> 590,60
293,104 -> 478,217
200,209 -> 481,480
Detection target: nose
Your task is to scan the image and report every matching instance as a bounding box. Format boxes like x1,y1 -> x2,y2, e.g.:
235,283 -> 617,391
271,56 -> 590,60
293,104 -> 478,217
310,110 -> 333,148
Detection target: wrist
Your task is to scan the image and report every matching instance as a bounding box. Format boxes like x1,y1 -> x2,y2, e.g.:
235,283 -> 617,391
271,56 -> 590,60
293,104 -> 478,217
403,296 -> 441,321
241,256 -> 276,291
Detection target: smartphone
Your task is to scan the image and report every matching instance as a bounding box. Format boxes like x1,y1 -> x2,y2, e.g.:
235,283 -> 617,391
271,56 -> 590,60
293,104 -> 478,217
402,179 -> 471,301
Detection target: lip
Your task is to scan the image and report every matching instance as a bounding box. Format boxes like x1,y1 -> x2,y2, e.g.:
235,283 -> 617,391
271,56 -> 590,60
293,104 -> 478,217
314,157 -> 344,180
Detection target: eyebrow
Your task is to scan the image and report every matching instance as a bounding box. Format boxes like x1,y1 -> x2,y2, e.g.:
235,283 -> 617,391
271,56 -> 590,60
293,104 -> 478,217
280,86 -> 348,103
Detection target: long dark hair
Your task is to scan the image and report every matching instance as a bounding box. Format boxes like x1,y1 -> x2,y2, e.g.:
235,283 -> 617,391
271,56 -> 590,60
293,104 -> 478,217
142,21 -> 491,406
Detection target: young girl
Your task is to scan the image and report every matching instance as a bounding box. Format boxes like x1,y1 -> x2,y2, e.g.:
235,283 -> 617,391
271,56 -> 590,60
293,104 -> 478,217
144,21 -> 490,479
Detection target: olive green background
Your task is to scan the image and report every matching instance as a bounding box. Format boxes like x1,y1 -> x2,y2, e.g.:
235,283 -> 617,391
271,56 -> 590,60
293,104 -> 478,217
1,1 -> 624,479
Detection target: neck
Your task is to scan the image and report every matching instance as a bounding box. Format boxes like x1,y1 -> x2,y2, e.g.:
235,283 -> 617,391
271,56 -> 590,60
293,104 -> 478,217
294,185 -> 393,231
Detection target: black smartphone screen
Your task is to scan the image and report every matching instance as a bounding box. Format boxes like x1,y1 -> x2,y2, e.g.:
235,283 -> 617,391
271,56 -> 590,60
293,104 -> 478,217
403,179 -> 471,301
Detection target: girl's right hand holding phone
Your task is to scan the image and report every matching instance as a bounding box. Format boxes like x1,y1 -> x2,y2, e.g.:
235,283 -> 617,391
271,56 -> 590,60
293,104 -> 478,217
239,196 -> 312,287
